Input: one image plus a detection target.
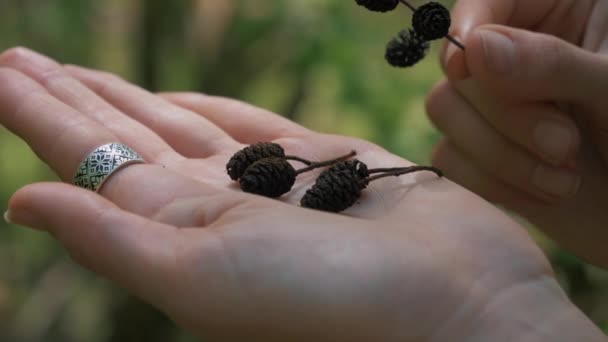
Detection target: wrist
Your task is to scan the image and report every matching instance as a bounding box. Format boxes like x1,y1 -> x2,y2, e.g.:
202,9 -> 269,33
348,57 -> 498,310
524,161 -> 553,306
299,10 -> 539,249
459,275 -> 606,342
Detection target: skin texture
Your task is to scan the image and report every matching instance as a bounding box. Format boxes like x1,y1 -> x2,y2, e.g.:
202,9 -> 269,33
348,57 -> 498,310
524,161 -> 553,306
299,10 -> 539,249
1,47 -> 605,341
427,0 -> 608,267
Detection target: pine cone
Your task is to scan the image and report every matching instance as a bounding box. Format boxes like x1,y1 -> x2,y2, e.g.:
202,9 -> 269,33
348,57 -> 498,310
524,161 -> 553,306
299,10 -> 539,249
412,2 -> 451,40
239,157 -> 297,198
355,0 -> 399,12
300,160 -> 370,213
385,29 -> 430,68
226,142 -> 285,181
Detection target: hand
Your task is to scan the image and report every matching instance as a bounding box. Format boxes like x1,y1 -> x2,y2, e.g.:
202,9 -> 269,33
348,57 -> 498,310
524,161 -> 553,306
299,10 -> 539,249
426,0 -> 608,266
1,47 -> 603,341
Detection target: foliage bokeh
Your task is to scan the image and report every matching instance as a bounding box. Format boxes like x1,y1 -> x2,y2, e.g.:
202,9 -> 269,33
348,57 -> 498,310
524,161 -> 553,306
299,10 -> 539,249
0,0 -> 607,340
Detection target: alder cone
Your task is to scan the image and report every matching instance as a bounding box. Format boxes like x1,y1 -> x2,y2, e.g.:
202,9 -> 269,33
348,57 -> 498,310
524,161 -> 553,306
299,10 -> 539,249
355,0 -> 399,12
239,158 -> 297,198
226,142 -> 285,180
301,160 -> 370,213
385,29 -> 430,68
412,2 -> 451,40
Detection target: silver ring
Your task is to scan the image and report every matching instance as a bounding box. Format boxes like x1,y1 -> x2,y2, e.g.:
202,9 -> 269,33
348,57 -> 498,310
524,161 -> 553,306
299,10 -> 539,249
72,142 -> 146,192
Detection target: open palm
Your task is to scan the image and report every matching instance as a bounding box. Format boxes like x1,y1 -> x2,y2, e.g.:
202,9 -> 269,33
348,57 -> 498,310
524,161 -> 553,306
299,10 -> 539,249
1,48 -> 593,341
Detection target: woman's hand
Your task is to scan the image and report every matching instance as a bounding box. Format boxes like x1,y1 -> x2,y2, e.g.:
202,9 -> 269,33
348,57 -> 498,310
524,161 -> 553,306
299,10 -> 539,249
427,0 -> 608,267
1,47 -> 603,341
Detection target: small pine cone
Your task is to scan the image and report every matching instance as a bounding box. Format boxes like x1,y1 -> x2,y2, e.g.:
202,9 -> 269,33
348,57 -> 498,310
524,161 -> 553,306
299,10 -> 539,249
239,157 -> 297,198
385,29 -> 430,68
226,142 -> 285,181
355,0 -> 399,12
412,2 -> 451,40
301,160 -> 370,213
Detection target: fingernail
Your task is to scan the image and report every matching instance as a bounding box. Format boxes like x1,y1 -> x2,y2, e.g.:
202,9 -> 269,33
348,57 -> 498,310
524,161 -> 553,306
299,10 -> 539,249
3,209 -> 46,230
533,120 -> 574,164
532,165 -> 581,198
3,210 -> 11,224
479,30 -> 516,74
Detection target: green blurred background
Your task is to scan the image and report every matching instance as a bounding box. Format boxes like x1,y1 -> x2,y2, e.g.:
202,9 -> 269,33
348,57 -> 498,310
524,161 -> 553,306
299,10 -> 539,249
0,0 -> 607,341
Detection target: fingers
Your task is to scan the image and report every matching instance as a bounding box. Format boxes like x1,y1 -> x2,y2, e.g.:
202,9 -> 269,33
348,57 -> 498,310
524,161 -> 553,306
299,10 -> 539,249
0,50 -> 229,218
449,0 -> 562,39
582,0 -> 608,53
0,65 -> 195,217
6,182 -> 180,305
443,0 -> 534,78
439,79 -> 580,165
426,80 -> 581,201
0,48 -> 178,163
465,25 -> 608,107
431,139 -> 539,208
442,0 -> 595,79
160,92 -> 313,143
0,67 -> 122,181
64,65 -> 239,158
464,24 -> 608,158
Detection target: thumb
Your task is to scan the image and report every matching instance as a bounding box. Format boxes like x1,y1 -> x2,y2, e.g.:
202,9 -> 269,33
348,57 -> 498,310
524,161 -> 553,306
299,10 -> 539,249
466,25 -> 608,110
5,182 -> 178,305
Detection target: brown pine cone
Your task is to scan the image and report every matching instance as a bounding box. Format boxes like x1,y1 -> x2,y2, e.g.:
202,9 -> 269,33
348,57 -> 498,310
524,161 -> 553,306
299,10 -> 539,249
300,160 -> 370,212
385,29 -> 430,68
226,142 -> 285,181
412,2 -> 451,41
355,0 -> 399,12
239,157 -> 297,198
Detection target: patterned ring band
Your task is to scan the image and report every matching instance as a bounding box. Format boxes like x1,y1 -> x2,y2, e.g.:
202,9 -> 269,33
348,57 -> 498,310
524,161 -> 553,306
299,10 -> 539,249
72,142 -> 146,192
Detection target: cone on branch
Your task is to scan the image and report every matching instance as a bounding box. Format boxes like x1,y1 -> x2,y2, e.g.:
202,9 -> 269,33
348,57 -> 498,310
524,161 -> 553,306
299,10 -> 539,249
385,28 -> 430,68
412,2 -> 452,41
354,0 -> 399,12
301,159 -> 442,212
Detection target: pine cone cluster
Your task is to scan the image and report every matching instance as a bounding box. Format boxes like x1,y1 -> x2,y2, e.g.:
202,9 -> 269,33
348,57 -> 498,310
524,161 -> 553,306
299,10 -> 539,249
353,0 -> 455,68
227,143 -> 357,198
226,143 -> 442,212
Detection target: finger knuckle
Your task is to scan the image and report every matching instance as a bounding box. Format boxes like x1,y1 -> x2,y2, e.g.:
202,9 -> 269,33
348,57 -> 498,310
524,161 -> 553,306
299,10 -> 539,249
0,67 -> 24,82
94,76 -> 118,99
531,35 -> 570,78
0,46 -> 31,63
482,141 -> 521,181
39,68 -> 73,89
99,71 -> 123,83
48,116 -> 96,160
429,139 -> 450,166
15,91 -> 53,120
425,81 -> 452,126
